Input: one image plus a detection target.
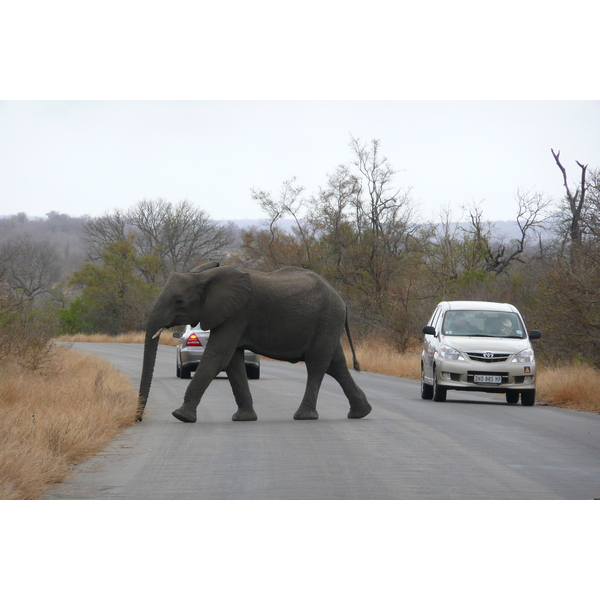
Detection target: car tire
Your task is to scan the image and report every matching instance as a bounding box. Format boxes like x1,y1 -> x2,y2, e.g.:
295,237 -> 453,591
506,391 -> 520,404
521,389 -> 535,406
432,369 -> 447,402
421,365 -> 433,399
246,364 -> 260,380
180,365 -> 192,379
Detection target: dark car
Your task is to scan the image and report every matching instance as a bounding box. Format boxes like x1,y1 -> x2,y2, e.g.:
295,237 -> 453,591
173,324 -> 260,379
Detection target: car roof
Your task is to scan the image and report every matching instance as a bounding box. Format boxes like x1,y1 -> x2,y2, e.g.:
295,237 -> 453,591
438,301 -> 519,313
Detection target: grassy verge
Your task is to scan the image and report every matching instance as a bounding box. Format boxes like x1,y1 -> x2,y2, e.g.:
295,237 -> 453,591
536,363 -> 600,413
0,345 -> 138,499
57,332 -> 177,346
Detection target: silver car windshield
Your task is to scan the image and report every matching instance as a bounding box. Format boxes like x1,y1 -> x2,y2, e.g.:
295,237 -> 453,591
442,310 -> 526,339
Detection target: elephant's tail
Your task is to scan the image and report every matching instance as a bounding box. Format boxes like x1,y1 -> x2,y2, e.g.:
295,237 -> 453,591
345,311 -> 361,372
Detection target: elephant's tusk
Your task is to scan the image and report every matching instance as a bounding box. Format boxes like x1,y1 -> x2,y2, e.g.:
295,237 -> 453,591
152,327 -> 166,340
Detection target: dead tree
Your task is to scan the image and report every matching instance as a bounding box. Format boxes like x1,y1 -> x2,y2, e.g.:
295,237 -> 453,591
551,148 -> 588,245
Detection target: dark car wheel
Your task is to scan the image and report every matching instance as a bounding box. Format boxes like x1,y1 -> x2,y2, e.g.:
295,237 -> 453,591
246,364 -> 260,380
432,369 -> 447,402
506,391 -> 520,404
421,365 -> 433,399
521,389 -> 535,406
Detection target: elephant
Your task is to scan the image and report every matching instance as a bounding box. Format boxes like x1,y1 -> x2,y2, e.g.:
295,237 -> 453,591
137,261 -> 372,423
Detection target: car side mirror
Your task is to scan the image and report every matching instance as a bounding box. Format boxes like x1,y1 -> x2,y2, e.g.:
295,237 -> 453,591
172,331 -> 183,339
529,330 -> 541,340
423,326 -> 436,336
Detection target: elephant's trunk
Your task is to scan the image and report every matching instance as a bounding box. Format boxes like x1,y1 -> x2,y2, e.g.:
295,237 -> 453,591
137,316 -> 163,421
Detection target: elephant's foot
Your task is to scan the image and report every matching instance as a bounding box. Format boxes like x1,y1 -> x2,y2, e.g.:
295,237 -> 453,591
172,405 -> 197,423
232,408 -> 258,421
136,401 -> 146,422
293,404 -> 319,420
347,401 -> 372,419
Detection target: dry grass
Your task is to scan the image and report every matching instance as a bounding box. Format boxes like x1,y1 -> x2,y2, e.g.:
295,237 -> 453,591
0,345 -> 138,499
536,364 -> 600,413
56,331 -> 178,346
350,340 -> 421,380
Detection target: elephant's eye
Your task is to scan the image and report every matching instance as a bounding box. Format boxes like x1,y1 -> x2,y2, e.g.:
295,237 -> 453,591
175,297 -> 184,305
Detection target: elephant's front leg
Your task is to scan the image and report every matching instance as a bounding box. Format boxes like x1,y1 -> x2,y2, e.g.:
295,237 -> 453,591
172,344 -> 233,423
293,359 -> 328,420
225,348 -> 257,421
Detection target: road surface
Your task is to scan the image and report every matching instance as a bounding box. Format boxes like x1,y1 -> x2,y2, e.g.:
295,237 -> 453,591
45,342 -> 600,499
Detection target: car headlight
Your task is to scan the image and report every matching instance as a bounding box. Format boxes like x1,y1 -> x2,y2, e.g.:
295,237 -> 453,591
438,345 -> 464,361
513,348 -> 534,363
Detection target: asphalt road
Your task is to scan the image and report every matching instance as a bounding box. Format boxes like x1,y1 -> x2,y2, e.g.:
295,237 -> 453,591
45,342 -> 600,499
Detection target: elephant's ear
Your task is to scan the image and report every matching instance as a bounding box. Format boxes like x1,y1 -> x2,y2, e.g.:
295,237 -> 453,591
197,266 -> 252,330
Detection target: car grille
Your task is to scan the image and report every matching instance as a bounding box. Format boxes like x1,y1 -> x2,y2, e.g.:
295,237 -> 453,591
466,352 -> 510,363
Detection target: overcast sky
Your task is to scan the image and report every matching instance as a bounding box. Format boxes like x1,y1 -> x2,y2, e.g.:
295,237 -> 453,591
1,100 -> 598,224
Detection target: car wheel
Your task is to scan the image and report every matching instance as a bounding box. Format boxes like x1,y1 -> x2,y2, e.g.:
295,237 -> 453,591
521,389 -> 535,406
180,365 -> 192,379
432,369 -> 447,402
421,365 -> 433,399
246,364 -> 260,380
506,391 -> 519,404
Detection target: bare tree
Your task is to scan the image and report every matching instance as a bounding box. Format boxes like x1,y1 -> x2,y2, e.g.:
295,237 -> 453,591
0,236 -> 62,301
350,136 -> 413,238
81,199 -> 235,283
250,179 -> 317,269
83,209 -> 129,261
575,167 -> 600,239
0,248 -> 58,369
551,148 -> 588,246
129,199 -> 234,278
482,189 -> 552,275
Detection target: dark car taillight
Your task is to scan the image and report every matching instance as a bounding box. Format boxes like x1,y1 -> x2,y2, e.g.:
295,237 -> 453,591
186,333 -> 203,347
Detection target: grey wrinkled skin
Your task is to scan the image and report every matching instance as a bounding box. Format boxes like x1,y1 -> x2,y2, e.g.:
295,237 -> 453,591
138,262 -> 371,423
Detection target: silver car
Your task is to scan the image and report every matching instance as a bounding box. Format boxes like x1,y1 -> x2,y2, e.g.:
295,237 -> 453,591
173,324 -> 260,380
421,301 -> 541,405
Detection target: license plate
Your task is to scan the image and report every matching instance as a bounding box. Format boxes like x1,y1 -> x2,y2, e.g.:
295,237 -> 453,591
474,375 -> 502,384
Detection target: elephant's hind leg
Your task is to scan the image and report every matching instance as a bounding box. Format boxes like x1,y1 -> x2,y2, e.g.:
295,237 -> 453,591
327,345 -> 372,419
226,348 -> 257,421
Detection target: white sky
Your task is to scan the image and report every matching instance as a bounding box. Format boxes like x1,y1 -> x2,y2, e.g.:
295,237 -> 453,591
1,2 -> 599,226
1,100 -> 598,224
